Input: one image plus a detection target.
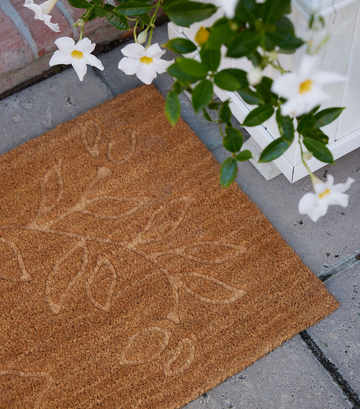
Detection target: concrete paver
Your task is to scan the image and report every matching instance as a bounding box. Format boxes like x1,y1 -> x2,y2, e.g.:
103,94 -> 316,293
0,23 -> 359,409
185,336 -> 352,409
0,68 -> 113,155
309,261 -> 360,396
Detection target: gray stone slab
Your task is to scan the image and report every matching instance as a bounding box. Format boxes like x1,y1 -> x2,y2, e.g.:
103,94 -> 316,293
0,67 -> 113,155
308,261 -> 360,396
211,146 -> 360,276
184,335 -> 351,409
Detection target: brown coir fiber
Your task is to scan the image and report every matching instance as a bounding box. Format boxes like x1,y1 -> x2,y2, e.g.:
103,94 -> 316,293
0,85 -> 337,409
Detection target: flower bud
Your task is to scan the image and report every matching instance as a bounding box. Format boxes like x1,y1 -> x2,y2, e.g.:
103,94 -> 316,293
137,30 -> 147,45
194,26 -> 210,46
247,67 -> 263,86
74,18 -> 85,27
269,51 -> 278,62
303,151 -> 313,161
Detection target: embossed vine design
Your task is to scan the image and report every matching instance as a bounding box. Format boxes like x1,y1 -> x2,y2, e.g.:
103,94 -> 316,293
0,119 -> 247,388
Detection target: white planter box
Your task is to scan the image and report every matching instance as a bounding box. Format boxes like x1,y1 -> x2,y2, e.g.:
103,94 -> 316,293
168,0 -> 360,182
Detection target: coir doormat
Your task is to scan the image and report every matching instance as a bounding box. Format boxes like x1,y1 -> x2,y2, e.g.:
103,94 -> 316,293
0,85 -> 338,409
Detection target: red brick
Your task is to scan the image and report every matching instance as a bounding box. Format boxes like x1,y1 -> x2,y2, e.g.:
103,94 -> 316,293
11,0 -> 73,57
0,9 -> 33,75
60,1 -> 121,43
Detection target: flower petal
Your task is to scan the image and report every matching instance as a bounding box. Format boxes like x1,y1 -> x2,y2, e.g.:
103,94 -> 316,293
307,199 -> 328,222
76,38 -> 95,54
83,53 -> 104,71
153,58 -> 173,74
331,177 -> 355,193
121,43 -> 145,59
40,0 -> 58,15
118,57 -> 141,75
298,54 -> 319,79
136,65 -> 157,84
312,71 -> 347,84
326,191 -> 349,207
42,14 -> 60,32
280,95 -> 307,117
23,3 -> 44,20
298,192 -> 318,215
49,50 -> 72,66
145,43 -> 166,59
71,59 -> 88,81
271,73 -> 299,99
54,37 -> 75,54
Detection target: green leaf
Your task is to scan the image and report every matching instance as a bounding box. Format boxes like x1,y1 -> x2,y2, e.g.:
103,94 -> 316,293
165,2 -> 217,27
200,47 -> 221,71
258,138 -> 291,162
297,113 -> 315,135
176,58 -> 208,78
222,69 -> 248,88
114,2 -> 152,16
206,21 -> 235,49
303,137 -> 334,163
265,18 -> 304,51
67,0 -> 91,9
167,61 -> 201,84
220,158 -> 238,187
243,104 -> 274,127
314,107 -> 345,128
235,0 -> 258,23
237,87 -> 264,105
219,100 -> 232,123
223,127 -> 243,152
236,150 -> 253,161
164,38 -> 197,54
94,5 -> 107,17
247,51 -> 263,67
254,76 -> 275,104
165,90 -> 181,126
106,11 -> 129,30
306,129 -> 329,144
261,0 -> 291,25
214,71 -> 241,91
203,109 -> 213,122
162,0 -> 190,8
280,116 -> 294,142
192,79 -> 213,112
140,13 -> 152,25
227,30 -> 262,58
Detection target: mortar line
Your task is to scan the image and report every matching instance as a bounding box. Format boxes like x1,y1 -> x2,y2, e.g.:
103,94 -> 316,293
300,330 -> 360,408
56,0 -> 79,40
319,251 -> 360,282
1,0 -> 38,59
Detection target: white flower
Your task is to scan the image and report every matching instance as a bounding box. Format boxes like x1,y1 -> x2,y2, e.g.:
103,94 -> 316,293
298,175 -> 354,222
23,0 -> 60,32
222,0 -> 238,19
118,43 -> 173,85
271,54 -> 347,117
49,37 -> 104,81
247,67 -> 263,86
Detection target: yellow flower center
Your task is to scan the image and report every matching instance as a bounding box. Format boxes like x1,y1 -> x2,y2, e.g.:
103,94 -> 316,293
71,50 -> 84,59
319,188 -> 331,199
299,79 -> 313,94
140,56 -> 153,65
194,26 -> 210,46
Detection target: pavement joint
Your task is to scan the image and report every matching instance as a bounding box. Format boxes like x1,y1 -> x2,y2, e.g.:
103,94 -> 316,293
319,250 -> 360,282
300,330 -> 360,408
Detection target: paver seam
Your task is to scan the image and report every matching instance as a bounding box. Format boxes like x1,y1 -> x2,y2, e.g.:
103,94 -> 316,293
91,65 -> 116,98
1,0 -> 38,59
300,330 -> 360,408
319,251 -> 360,282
